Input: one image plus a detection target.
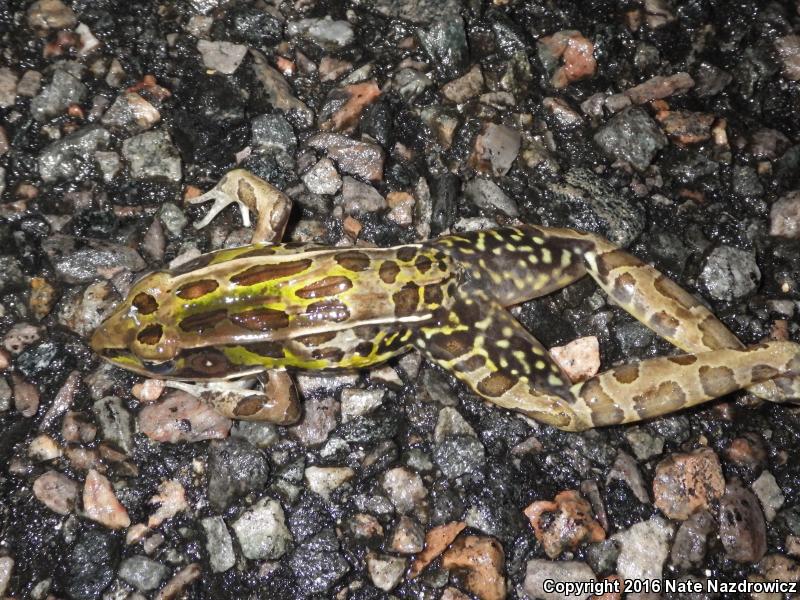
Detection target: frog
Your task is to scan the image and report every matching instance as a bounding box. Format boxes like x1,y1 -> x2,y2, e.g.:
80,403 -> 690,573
90,170 -> 800,431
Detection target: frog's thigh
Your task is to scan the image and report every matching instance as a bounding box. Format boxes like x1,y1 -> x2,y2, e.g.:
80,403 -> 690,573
580,233 -> 800,402
189,169 -> 292,244
414,289 -> 595,431
165,370 -> 301,425
576,341 -> 800,428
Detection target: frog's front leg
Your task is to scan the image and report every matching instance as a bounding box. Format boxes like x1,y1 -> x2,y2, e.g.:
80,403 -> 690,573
189,169 -> 292,244
166,371 -> 300,424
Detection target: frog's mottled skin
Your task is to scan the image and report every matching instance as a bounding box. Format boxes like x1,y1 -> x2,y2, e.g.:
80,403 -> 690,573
92,171 -> 800,431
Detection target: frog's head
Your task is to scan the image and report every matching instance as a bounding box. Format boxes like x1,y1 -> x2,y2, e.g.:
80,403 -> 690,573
91,271 -> 179,377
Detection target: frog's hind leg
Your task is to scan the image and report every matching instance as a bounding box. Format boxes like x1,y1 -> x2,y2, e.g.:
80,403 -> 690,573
576,231 -> 800,403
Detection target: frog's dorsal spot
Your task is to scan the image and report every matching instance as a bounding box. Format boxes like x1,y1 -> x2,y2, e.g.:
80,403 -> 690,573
296,331 -> 338,347
247,341 -> 285,358
230,307 -> 290,331
393,283 -> 420,317
476,371 -> 516,397
752,364 -> 780,381
334,250 -> 371,272
379,260 -> 400,284
234,395 -> 267,417
179,309 -> 228,332
611,272 -> 636,304
415,254 -> 433,273
698,365 -> 737,397
137,324 -> 163,345
427,331 -> 472,361
311,347 -> 345,362
295,276 -> 353,299
612,363 -> 639,384
596,248 -> 641,278
230,259 -> 313,286
305,299 -> 350,322
397,246 -> 417,262
355,341 -> 374,357
632,381 -> 686,417
176,279 -> 219,300
457,353 -> 486,371
133,292 -> 159,315
668,354 -> 697,366
649,310 -> 680,338
579,379 -> 624,425
423,284 -> 443,305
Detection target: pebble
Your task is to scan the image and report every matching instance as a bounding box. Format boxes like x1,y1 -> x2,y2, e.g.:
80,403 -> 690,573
652,447 -> 725,520
607,451 -> 650,504
0,557 -> 12,597
156,563 -> 200,600
655,109 -> 714,144
393,67 -> 432,100
26,0 -> 76,31
30,68 -> 87,121
92,396 -> 134,453
302,157 -> 342,195
251,112 -> 296,154
671,509 -> 715,570
197,40 -> 247,74
122,129 -> 182,182
442,535 -> 506,600
611,517 -> 673,599
549,336 -> 600,383
699,245 -> 760,301
83,468 -> 131,529
594,107 -> 667,170
28,434 -> 62,461
320,80 -> 381,133
434,406 -> 476,442
289,396 -> 338,446
251,51 -> 313,126
288,527 -> 350,594
33,470 -> 79,514
119,556 -> 169,592
0,67 -> 18,108
417,18 -> 469,79
366,552 -> 407,592
543,96 -> 584,128
12,374 -> 39,417
138,391 -> 232,443
694,61 -> 732,97
621,72 -> 694,105
100,92 -> 160,134
207,437 -> 269,511
537,30 -> 597,89
770,190 -> 800,238
410,521 -> 466,578
434,435 -> 486,478
304,466 -> 355,501
441,64 -> 484,103
470,122 -> 521,177
231,497 -> 292,559
775,35 -> 800,81
38,125 -> 111,182
524,559 -> 596,600
200,516 -> 235,573
319,56 -> 352,82
463,177 -> 519,217
287,17 -> 354,49
382,466 -> 427,513
28,276 -> 56,320
67,530 -> 117,600
307,133 -> 385,182
524,490 -> 606,558
17,70 -> 42,97
719,481 -> 767,562
340,388 -> 385,423
341,176 -> 386,214
147,480 -> 188,528
349,512 -> 384,541
751,470 -> 784,522
389,514 -> 425,554
2,323 -> 41,354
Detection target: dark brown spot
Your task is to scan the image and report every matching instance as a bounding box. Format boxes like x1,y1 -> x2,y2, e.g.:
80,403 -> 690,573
438,260 -> 448,271
296,332 -> 338,347
234,395 -> 267,418
698,314 -> 742,349
631,381 -> 687,418
668,354 -> 698,366
183,349 -> 230,377
176,279 -> 219,300
230,259 -> 312,286
580,379 -> 625,426
415,254 -> 433,273
397,246 -> 417,262
230,307 -> 290,331
613,363 -> 639,384
379,260 -> 400,284
179,309 -> 228,332
334,250 -> 371,272
477,371 -> 516,397
458,300 -> 481,325
133,292 -> 158,315
596,249 -> 642,279
698,365 -> 738,398
428,331 -> 472,361
751,364 -> 779,381
611,272 -> 637,304
393,283 -> 420,318
137,324 -> 163,345
311,347 -> 345,363
306,299 -> 350,322
423,284 -> 443,305
295,276 -> 353,299
247,341 -> 285,358
355,341 -> 374,357
457,353 -> 486,372
653,274 -> 701,308
236,246 -> 277,258
649,310 -> 680,338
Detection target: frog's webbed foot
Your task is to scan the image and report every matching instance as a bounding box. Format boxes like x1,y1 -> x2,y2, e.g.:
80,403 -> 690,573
165,370 -> 301,425
189,169 -> 292,244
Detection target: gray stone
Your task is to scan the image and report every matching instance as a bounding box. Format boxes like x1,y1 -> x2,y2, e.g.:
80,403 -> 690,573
417,18 -> 468,79
289,528 -> 350,594
100,92 -> 160,134
699,245 -> 760,301
524,559 -> 596,600
731,165 -> 763,197
207,438 -> 270,511
720,482 -> 767,562
251,50 -> 313,126
307,133 -> 385,182
341,176 -> 386,214
0,67 -> 18,108
770,190 -> 800,238
364,0 -> 461,23
157,202 -> 188,237
38,125 -> 111,182
92,396 -> 133,453
118,556 -> 169,592
197,40 -> 247,74
287,18 -> 354,49
671,510 -> 714,570
433,435 -> 486,479
463,177 -> 519,217
30,69 -> 87,122
367,552 -> 406,592
302,158 -> 341,195
593,107 -> 667,170
232,497 -> 292,560
393,68 -> 432,101
752,471 -> 784,522
122,129 -> 182,182
251,113 -> 296,153
200,516 -> 235,572
611,517 -> 674,599
41,234 -> 145,284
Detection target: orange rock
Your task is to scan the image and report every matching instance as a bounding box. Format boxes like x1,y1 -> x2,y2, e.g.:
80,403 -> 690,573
538,30 -> 596,89
655,110 -> 714,144
321,80 -> 382,133
442,535 -> 506,600
409,521 -> 466,578
524,490 -> 605,558
653,447 -> 725,520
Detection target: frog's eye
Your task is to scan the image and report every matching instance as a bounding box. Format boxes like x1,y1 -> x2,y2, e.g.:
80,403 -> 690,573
132,292 -> 158,315
137,324 -> 164,345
